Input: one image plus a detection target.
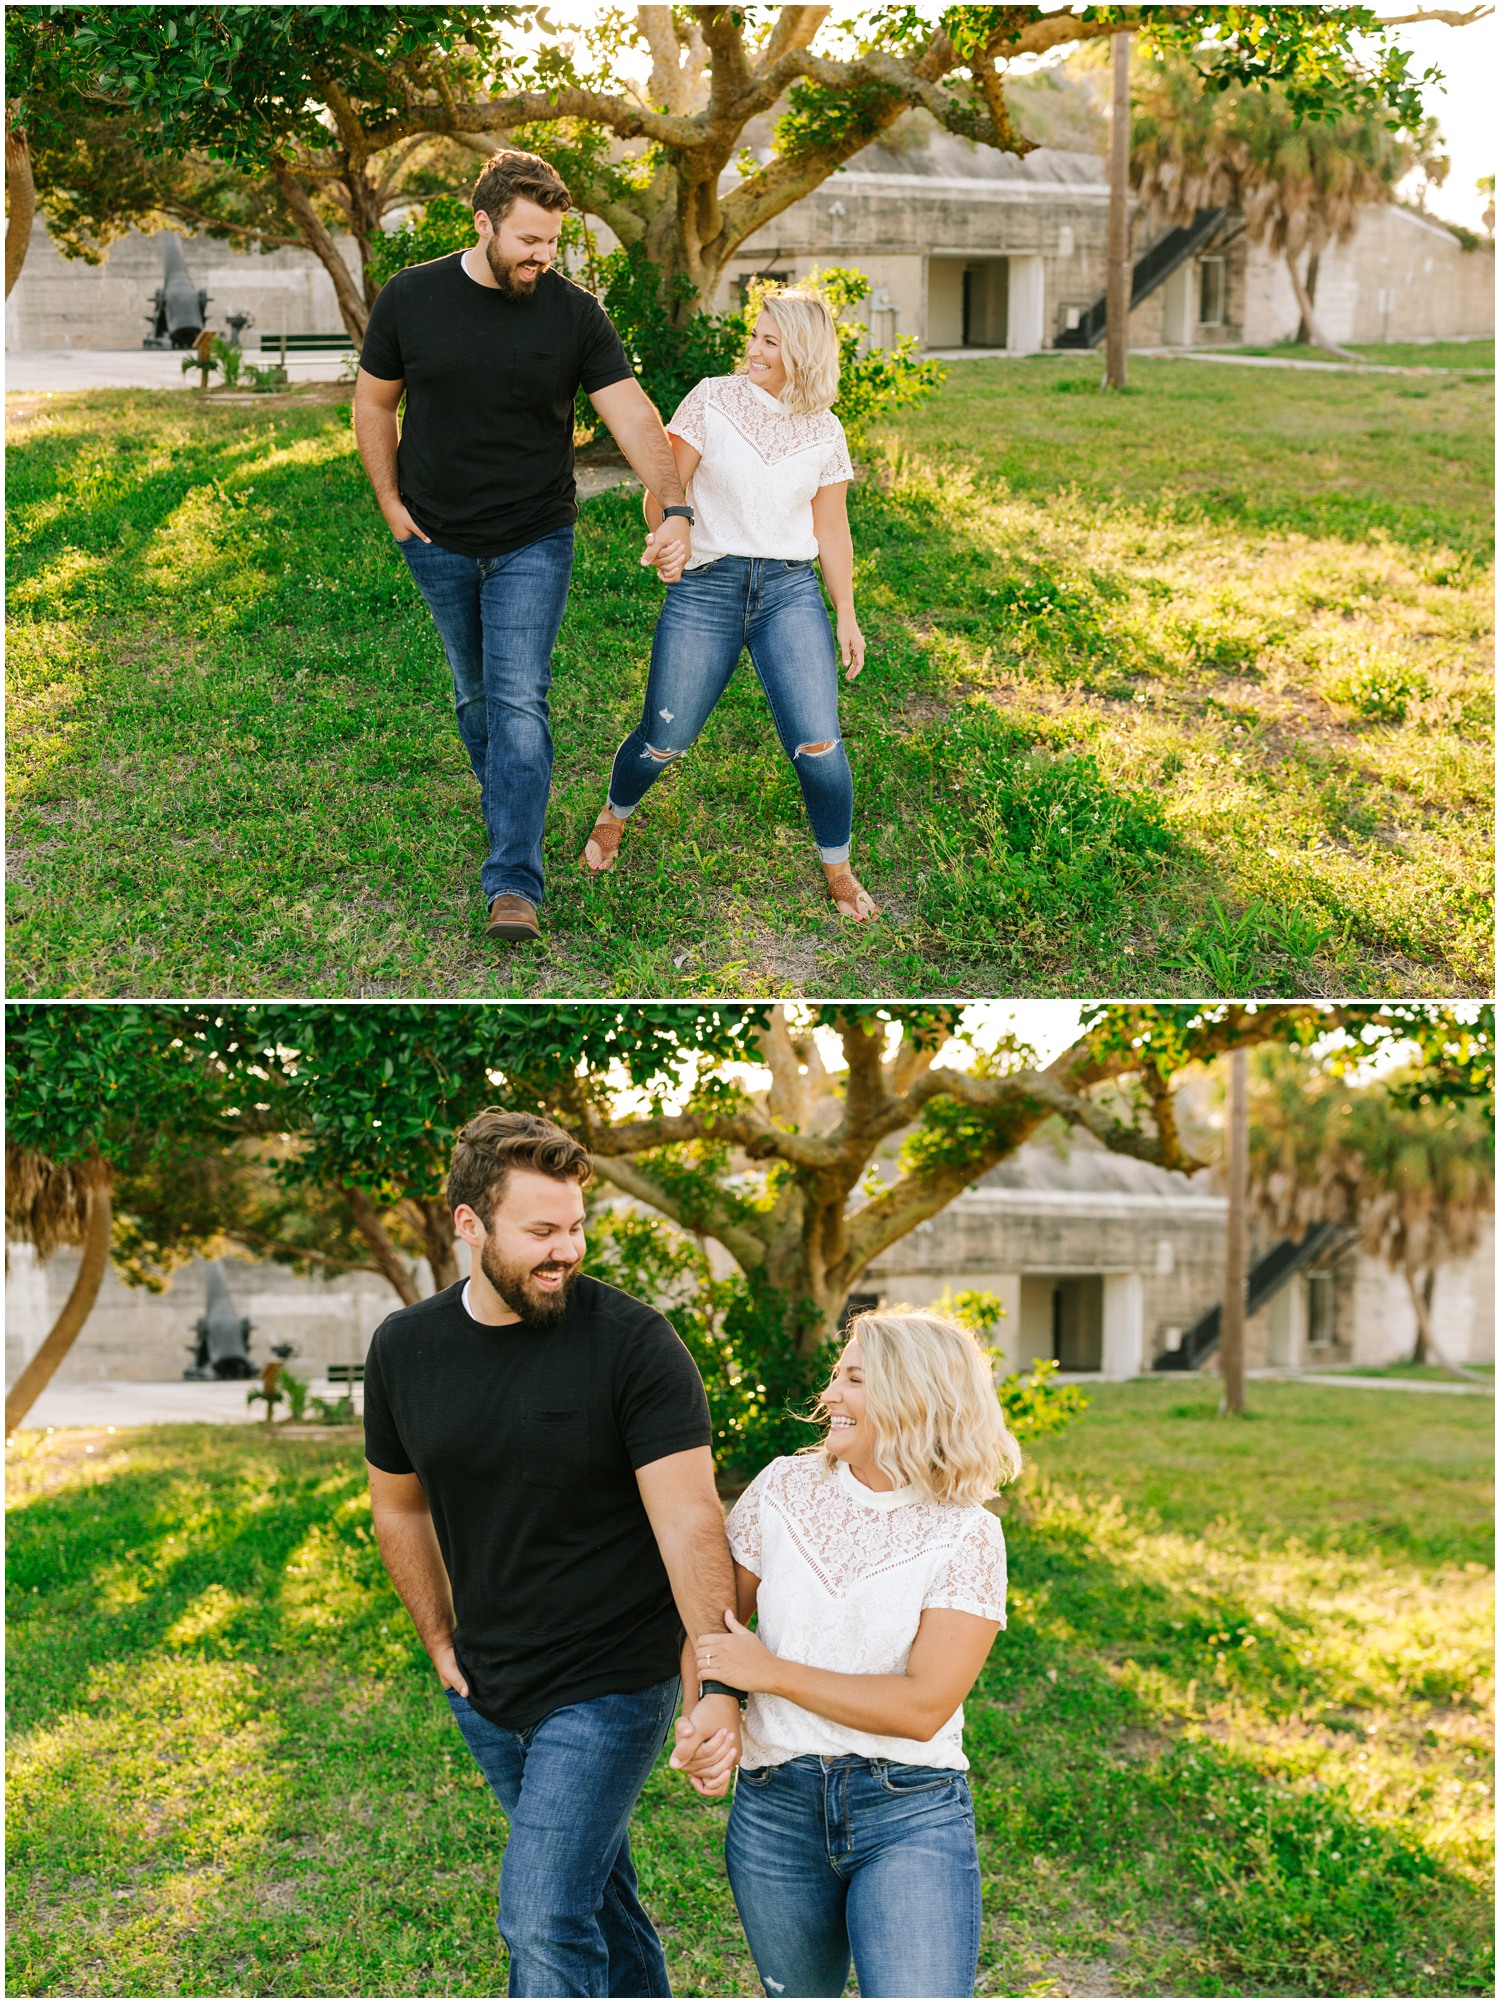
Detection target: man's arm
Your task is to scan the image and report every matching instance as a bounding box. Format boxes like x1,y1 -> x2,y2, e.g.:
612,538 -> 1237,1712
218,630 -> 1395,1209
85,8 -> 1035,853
352,369 -> 430,544
636,1446 -> 741,1789
366,1461 -> 467,1693
588,378 -> 691,578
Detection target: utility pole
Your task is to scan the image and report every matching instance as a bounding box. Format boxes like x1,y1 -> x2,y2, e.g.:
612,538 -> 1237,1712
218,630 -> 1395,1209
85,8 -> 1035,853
1220,1047 -> 1248,1415
1104,29 -> 1132,390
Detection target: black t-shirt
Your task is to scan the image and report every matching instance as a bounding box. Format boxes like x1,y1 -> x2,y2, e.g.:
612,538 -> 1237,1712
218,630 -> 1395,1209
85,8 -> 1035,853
363,1274 -> 712,1729
359,254 -> 634,556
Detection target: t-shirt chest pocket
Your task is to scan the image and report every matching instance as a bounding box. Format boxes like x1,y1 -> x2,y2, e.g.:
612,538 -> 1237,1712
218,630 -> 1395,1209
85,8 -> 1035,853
521,1407 -> 590,1487
497,348 -> 562,411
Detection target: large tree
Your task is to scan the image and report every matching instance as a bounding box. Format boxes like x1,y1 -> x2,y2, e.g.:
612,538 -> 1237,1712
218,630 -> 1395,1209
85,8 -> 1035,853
94,1005 -> 1500,1344
7,5 -> 1480,338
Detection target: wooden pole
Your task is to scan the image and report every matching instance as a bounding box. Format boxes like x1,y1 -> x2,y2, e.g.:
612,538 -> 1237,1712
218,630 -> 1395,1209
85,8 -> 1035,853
1220,1048 -> 1248,1415
1104,30 -> 1132,390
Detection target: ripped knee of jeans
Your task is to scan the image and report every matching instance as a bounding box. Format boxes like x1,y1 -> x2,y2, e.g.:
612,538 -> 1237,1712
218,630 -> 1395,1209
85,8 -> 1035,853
794,738 -> 839,758
644,741 -> 683,763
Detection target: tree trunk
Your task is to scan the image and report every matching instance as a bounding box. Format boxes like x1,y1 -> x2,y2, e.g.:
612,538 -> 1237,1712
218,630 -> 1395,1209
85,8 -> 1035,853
273,166 -> 370,343
343,1184 -> 420,1305
1104,31 -> 1132,391
1294,249 -> 1320,344
1219,1049 -> 1248,1416
5,1171 -> 113,1436
1401,1263 -> 1483,1379
5,117 -> 36,300
1284,249 -> 1360,361
418,1197 -> 461,1293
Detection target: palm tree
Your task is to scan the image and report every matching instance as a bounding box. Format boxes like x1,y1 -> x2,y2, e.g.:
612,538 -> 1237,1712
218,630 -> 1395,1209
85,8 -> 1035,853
5,1144 -> 115,1434
1246,1055 -> 1493,1375
1131,48 -> 1447,357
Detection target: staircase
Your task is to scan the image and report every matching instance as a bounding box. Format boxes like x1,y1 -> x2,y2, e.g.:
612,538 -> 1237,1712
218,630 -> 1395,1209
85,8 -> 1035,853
1055,207 -> 1230,349
1153,1222 -> 1353,1372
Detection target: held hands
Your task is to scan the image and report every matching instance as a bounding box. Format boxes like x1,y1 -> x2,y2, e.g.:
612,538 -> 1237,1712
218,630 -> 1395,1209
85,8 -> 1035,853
836,610 -> 866,680
668,1692 -> 741,1798
642,513 -> 690,583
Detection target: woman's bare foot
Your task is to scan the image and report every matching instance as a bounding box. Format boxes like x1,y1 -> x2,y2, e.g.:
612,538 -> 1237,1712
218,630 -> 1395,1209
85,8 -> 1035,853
582,807 -> 627,873
824,863 -> 879,921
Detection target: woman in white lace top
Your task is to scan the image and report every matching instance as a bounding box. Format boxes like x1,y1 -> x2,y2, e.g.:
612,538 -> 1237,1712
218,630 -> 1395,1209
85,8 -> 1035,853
579,287 -> 880,920
674,1309 -> 1021,1999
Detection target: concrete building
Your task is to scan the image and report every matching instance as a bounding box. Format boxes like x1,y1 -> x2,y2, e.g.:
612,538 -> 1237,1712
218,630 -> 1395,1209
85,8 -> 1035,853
8,130 -> 1491,358
8,1139 -> 1492,1391
861,1142 -> 1495,1378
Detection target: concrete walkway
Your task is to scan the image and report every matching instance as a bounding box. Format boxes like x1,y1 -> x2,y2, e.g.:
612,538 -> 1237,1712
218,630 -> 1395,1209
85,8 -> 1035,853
15,1378 -> 361,1429
1173,349 -> 1491,379
5,348 -> 351,391
1252,1370 -> 1493,1396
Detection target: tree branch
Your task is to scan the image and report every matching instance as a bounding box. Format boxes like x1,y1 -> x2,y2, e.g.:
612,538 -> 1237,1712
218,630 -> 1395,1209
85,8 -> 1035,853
590,1156 -> 769,1273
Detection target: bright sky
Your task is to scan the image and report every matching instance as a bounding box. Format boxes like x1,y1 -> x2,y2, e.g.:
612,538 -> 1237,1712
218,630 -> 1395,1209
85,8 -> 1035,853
1380,9 -> 1497,226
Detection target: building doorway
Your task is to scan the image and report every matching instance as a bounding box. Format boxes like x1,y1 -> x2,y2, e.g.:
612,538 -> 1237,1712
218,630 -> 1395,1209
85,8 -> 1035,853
962,260 -> 1009,347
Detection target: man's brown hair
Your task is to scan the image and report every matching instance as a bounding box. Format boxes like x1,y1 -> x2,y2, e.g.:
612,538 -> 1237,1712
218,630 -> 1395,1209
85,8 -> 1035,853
448,1109 -> 592,1229
471,148 -> 572,226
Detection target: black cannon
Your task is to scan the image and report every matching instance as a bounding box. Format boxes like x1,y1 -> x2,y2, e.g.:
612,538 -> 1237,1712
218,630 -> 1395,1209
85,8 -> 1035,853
184,1263 -> 255,1379
143,235 -> 211,349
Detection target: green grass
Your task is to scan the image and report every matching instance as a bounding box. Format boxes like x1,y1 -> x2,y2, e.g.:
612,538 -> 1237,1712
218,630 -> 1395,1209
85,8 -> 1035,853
7,356 -> 1492,997
1235,338 -> 1494,372
6,1382 -> 1492,1997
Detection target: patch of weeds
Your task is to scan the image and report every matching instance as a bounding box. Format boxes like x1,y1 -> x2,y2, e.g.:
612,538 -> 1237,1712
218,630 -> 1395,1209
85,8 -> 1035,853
1164,895 -> 1336,992
1325,653 -> 1434,724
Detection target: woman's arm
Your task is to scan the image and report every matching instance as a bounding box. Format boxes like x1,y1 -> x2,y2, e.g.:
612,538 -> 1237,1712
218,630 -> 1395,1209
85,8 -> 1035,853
698,1604 -> 1000,1744
810,481 -> 865,678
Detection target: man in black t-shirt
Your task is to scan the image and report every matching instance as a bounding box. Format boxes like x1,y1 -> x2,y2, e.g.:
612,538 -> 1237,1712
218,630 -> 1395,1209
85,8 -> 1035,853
364,1109 -> 739,1997
353,149 -> 694,945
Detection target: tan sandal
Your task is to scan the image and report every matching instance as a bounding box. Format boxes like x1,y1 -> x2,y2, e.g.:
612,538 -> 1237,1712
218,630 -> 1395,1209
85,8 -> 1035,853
582,809 -> 626,874
825,867 -> 879,921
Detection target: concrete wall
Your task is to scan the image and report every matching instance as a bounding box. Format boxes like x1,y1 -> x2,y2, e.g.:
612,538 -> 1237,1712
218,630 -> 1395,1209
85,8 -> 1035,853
4,1244 -> 431,1386
1240,208 -> 1494,347
5,218 -> 362,351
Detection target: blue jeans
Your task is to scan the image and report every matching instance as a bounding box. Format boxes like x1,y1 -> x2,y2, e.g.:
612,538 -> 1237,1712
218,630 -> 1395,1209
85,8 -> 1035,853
726,1755 -> 982,1998
606,556 -> 855,863
445,1678 -> 679,1997
400,526 -> 575,908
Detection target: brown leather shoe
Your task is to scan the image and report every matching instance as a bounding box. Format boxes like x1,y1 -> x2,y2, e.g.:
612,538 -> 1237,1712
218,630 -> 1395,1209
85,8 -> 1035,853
486,894 -> 540,941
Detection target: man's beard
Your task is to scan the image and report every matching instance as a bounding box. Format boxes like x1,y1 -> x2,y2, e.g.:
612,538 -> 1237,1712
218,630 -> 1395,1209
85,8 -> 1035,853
480,1242 -> 580,1326
484,237 -> 544,301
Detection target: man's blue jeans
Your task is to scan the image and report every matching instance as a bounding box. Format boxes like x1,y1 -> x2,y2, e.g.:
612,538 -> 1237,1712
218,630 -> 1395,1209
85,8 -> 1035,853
400,526 -> 575,909
605,556 -> 856,863
446,1678 -> 679,1997
726,1755 -> 983,1998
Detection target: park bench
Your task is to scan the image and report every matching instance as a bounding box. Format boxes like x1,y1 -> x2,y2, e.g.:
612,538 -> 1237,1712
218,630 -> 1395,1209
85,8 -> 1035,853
326,1363 -> 365,1387
258,333 -> 357,353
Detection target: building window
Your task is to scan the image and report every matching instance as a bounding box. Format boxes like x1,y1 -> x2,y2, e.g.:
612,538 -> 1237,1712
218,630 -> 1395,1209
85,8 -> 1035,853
841,1291 -> 881,1331
1198,257 -> 1225,326
737,269 -> 790,307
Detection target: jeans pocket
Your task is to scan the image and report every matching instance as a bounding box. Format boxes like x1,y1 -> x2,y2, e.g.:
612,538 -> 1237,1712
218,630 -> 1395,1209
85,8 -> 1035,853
879,1763 -> 960,1795
735,1764 -> 774,1789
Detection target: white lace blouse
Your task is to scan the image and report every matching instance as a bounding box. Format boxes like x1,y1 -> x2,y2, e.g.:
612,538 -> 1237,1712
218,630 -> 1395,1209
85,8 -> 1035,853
724,1454 -> 1008,1772
666,374 -> 854,569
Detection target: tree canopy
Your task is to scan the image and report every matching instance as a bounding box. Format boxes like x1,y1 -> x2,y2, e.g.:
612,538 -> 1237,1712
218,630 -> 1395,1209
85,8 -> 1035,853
8,5 -> 1482,335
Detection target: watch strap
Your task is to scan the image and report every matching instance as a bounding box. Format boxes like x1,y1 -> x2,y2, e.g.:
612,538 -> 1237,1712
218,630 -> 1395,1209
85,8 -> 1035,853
698,1677 -> 747,1705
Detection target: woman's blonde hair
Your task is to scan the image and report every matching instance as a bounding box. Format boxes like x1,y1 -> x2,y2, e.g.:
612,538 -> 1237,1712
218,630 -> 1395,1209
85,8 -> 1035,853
808,1309 -> 1023,1507
741,287 -> 841,417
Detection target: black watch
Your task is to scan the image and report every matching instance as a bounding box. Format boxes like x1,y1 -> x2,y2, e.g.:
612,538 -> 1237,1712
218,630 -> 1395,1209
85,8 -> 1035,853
662,503 -> 695,525
698,1677 -> 747,1705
